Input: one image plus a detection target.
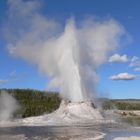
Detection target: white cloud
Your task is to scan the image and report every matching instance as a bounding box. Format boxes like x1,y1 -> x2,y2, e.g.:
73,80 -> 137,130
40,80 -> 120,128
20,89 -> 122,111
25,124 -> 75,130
109,73 -> 136,80
108,54 -> 128,63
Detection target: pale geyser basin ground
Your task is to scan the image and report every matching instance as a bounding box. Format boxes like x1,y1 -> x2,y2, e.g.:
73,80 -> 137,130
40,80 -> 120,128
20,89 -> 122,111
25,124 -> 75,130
0,123 -> 140,140
1,101 -> 140,139
1,106 -> 140,140
0,116 -> 140,140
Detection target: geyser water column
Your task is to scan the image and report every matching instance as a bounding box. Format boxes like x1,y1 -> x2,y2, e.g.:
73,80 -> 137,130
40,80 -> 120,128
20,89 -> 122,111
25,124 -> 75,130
47,20 -> 84,102
5,0 -> 126,103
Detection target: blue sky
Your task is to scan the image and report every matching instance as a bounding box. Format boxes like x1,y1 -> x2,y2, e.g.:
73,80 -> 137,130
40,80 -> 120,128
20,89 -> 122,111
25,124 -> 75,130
0,0 -> 140,99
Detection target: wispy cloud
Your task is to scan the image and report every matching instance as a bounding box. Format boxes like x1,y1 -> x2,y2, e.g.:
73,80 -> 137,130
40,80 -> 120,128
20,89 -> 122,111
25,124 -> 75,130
131,56 -> 138,62
128,16 -> 134,20
9,70 -> 17,77
0,70 -> 26,86
109,72 -> 136,81
108,54 -> 128,63
0,79 -> 9,85
134,67 -> 140,71
129,56 -> 140,67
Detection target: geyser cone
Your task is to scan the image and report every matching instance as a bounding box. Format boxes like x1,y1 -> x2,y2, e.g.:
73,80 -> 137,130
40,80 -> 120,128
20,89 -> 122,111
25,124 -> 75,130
56,100 -> 103,120
23,100 -> 103,126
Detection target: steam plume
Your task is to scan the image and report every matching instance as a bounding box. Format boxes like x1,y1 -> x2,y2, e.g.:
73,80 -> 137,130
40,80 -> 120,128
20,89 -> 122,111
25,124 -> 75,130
4,0 -> 126,102
0,91 -> 19,121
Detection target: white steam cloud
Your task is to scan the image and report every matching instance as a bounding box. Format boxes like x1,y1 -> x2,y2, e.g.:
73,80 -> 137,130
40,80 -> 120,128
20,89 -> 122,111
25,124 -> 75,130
4,0 -> 126,102
0,91 -> 19,121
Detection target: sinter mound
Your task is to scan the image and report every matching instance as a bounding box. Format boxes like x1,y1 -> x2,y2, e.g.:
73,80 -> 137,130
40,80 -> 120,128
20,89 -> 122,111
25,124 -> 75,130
23,100 -> 103,126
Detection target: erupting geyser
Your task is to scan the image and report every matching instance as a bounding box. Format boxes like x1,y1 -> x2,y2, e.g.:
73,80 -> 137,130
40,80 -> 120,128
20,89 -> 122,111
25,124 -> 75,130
4,0 -> 127,125
7,19 -> 124,102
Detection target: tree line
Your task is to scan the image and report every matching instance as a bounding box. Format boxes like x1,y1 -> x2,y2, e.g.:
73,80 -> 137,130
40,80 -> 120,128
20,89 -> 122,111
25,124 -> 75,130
102,99 -> 140,110
0,89 -> 61,118
0,89 -> 140,118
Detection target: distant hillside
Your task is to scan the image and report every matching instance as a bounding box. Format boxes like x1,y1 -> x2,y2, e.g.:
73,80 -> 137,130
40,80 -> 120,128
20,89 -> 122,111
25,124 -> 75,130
112,99 -> 140,103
